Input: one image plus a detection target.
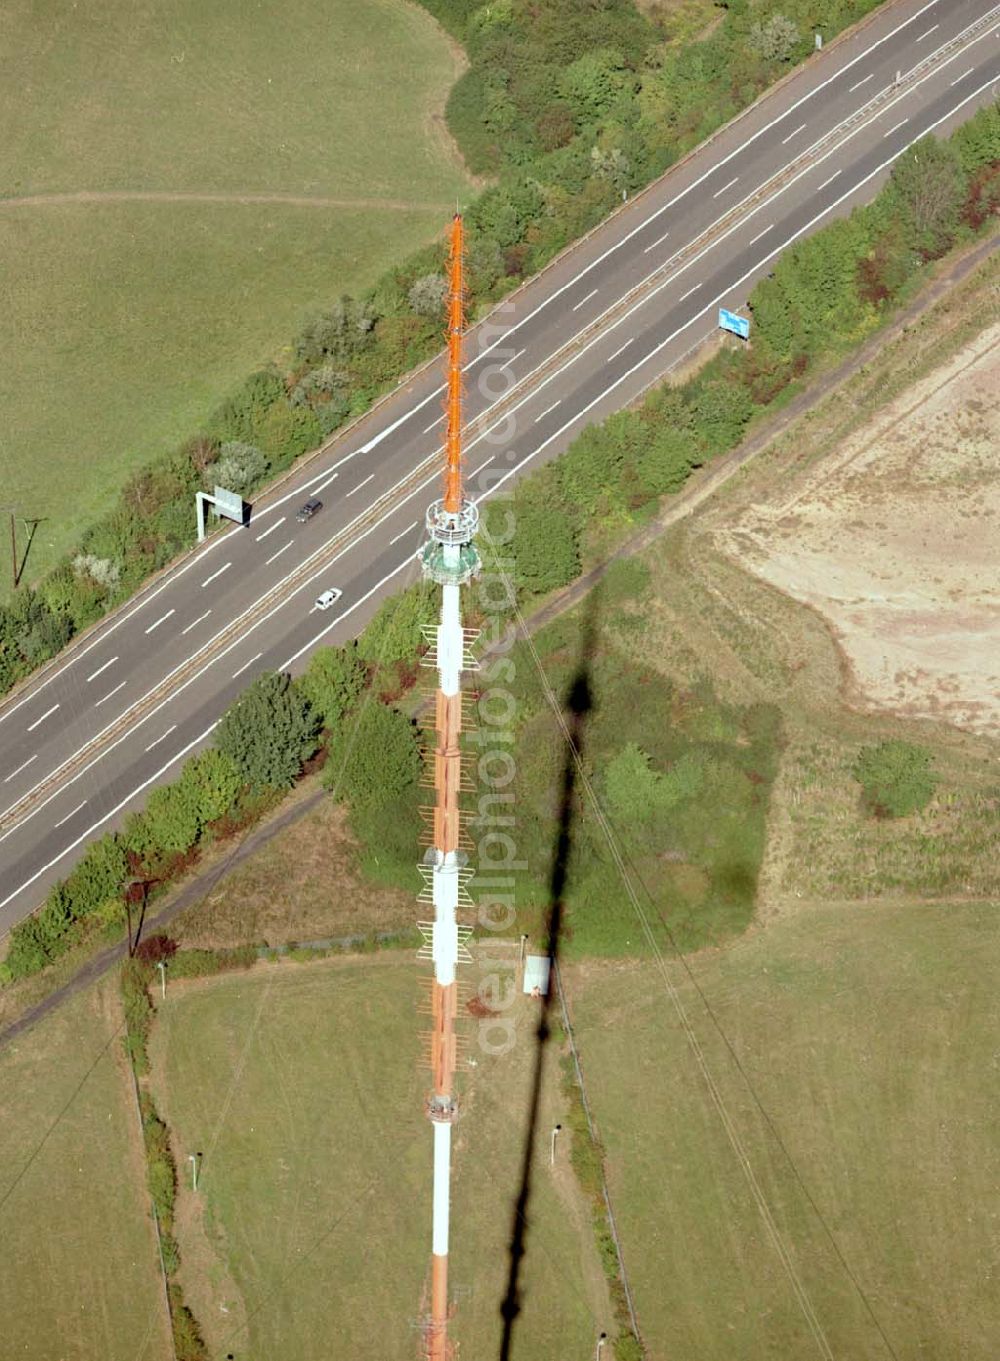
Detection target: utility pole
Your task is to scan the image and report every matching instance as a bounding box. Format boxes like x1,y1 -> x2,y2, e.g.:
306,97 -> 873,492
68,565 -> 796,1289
0,507 -> 17,588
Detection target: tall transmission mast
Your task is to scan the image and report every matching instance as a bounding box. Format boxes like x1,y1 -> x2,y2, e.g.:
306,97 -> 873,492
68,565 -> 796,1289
416,213 -> 479,1361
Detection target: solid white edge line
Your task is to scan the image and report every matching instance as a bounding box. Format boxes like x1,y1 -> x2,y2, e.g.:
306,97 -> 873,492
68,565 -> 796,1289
0,0 -> 947,723
4,68 -> 992,917
0,725 -> 219,912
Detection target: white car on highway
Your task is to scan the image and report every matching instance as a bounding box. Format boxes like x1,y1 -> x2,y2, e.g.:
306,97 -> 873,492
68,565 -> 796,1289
314,589 -> 343,611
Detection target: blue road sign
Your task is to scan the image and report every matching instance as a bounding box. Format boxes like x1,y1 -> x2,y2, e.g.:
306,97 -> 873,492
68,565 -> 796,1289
719,307 -> 750,340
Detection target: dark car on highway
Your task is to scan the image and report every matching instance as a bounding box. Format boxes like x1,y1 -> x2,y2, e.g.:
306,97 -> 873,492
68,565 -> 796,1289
296,498 -> 322,522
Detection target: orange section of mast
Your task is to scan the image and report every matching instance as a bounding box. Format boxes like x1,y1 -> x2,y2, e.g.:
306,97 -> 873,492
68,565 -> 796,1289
443,213 -> 465,515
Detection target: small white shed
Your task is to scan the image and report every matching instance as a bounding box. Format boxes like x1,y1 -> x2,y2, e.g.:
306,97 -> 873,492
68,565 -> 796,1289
523,954 -> 551,997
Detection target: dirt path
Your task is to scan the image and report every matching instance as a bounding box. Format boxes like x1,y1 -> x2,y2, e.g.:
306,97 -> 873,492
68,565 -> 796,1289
0,189 -> 455,212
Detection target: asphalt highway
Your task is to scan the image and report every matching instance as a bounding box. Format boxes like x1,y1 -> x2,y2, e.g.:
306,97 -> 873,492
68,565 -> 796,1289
1,0 -> 997,929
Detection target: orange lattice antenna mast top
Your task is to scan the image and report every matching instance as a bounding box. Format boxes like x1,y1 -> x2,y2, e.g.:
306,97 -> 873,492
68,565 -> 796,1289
443,213 -> 465,515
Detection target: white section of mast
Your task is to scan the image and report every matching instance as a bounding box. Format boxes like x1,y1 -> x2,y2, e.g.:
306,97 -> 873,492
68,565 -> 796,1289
432,1122 -> 452,1255
431,864 -> 459,986
437,580 -> 462,698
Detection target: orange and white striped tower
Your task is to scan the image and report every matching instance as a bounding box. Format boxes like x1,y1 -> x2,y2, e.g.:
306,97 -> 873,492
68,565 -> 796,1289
416,214 -> 479,1361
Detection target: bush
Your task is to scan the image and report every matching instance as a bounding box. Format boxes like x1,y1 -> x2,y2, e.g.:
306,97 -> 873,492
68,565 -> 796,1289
208,441 -> 267,495
216,671 -> 319,790
357,582 -> 438,666
297,643 -> 368,728
325,701 -> 421,811
853,740 -> 938,818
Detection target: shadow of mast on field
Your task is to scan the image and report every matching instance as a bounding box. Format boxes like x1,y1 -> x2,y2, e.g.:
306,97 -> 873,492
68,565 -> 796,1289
496,593 -> 598,1361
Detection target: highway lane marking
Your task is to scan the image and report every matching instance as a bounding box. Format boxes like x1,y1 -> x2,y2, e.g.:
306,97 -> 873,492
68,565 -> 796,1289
781,123 -> 807,144
535,401 -> 561,423
643,229 -> 670,254
679,283 -> 702,302
463,0 -> 945,373
7,66 -> 993,910
608,339 -> 634,363
0,36 -> 983,840
423,415 -> 445,434
816,170 -> 842,193
144,609 -> 175,635
346,473 -> 375,497
471,455 -> 496,478
712,177 -> 738,199
265,540 -> 293,566
4,755 -> 37,784
201,562 -> 231,588
53,800 -> 87,829
748,224 -> 774,247
95,682 -> 126,708
0,723 -> 219,914
232,652 -> 263,680
950,67 -> 974,85
571,289 -> 598,312
181,610 -> 212,636
255,517 -> 286,541
915,24 -> 939,42
145,725 -> 177,752
849,73 -> 874,92
389,520 -> 419,546
281,559 -> 416,670
0,0 -> 947,731
27,704 -> 59,733
85,656 -> 118,684
883,117 -> 909,138
307,471 -> 339,496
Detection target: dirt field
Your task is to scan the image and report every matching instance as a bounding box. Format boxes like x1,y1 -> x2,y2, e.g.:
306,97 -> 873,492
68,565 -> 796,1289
718,324 -> 1000,736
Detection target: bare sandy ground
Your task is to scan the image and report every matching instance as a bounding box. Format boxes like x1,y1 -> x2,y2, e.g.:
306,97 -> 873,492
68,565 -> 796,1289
720,324 -> 1000,735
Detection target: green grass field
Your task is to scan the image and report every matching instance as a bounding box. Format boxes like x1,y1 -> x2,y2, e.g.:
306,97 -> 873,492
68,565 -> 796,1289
150,956 -> 606,1359
567,901 -> 1000,1360
0,984 -> 170,1360
1,0 -> 470,589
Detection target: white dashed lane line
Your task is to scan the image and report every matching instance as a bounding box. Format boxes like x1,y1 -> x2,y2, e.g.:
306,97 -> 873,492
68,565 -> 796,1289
748,224 -> 774,247
144,609 -> 175,635
816,170 -> 842,193
255,517 -> 285,542
712,176 -> 738,199
915,23 -> 939,42
265,540 -> 293,566
607,338 -> 634,363
571,288 -> 598,312
849,73 -> 874,92
181,610 -> 212,636
201,562 -> 232,589
679,283 -> 702,302
54,800 -> 87,829
643,229 -> 670,254
883,117 -> 909,138
535,401 -> 561,423
85,656 -> 117,684
781,123 -> 807,144
4,755 -> 38,784
423,415 -> 444,434
389,520 -> 419,546
145,725 -> 177,753
345,474 -> 375,498
27,704 -> 59,733
95,681 -> 126,708
232,652 -> 263,680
